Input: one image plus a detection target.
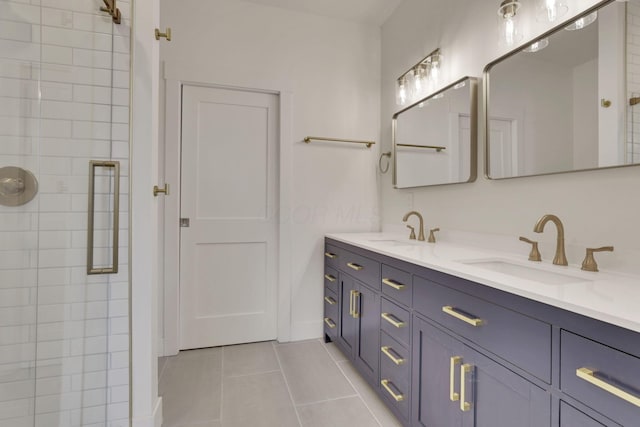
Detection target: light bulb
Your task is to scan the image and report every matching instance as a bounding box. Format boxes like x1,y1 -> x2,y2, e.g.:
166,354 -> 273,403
498,0 -> 522,47
537,0 -> 567,23
523,37 -> 549,53
396,77 -> 408,106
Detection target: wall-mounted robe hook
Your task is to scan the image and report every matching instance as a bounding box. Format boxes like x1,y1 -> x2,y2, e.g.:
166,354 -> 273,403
155,28 -> 172,41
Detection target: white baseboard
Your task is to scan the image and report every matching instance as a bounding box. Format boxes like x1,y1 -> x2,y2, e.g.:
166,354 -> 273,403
132,397 -> 163,427
289,320 -> 322,342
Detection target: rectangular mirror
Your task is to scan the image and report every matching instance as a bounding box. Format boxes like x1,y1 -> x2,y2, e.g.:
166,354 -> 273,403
393,76 -> 478,188
484,0 -> 637,179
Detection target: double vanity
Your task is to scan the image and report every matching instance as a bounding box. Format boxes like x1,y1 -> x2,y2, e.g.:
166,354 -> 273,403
323,220 -> 640,427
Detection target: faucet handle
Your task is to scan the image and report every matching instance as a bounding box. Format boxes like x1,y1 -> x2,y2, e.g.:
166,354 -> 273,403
519,236 -> 541,262
428,228 -> 440,243
581,246 -> 614,272
406,225 -> 416,240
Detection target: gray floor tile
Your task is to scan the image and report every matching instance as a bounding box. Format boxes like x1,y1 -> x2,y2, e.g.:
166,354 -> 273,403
275,341 -> 356,405
223,341 -> 279,377
297,396 -> 380,427
159,348 -> 223,427
337,361 -> 403,427
221,371 -> 300,427
322,341 -> 348,362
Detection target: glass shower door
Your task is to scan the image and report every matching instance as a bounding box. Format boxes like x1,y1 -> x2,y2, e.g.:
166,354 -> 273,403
0,1 -> 131,426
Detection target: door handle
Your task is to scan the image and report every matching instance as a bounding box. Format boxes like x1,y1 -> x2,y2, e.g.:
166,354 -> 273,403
382,278 -> 405,290
450,356 -> 462,401
576,367 -> 640,407
460,363 -> 473,412
87,161 -> 120,275
352,291 -> 360,318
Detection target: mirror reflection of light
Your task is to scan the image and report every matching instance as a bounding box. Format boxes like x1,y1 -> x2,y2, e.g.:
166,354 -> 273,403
433,93 -> 444,100
565,11 -> 598,31
523,38 -> 549,53
453,81 -> 466,90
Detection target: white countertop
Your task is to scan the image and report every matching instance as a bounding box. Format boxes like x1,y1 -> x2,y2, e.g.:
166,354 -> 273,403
326,232 -> 640,334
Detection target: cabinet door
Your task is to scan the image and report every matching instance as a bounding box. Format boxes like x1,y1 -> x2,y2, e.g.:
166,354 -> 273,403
413,316 -> 551,427
337,274 -> 356,357
412,316 -> 464,427
354,282 -> 380,385
461,345 -> 551,427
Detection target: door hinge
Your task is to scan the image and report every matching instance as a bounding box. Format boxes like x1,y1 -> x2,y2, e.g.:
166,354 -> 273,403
180,218 -> 190,227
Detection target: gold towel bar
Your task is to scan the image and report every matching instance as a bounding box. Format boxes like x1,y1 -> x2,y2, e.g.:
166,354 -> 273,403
397,143 -> 446,152
304,136 -> 375,148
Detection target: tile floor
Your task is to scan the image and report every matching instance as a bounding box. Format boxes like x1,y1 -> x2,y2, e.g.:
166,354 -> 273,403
158,339 -> 403,427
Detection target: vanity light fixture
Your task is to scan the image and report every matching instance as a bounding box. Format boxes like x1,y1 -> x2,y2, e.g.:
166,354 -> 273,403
498,0 -> 523,47
536,0 -> 568,22
395,48 -> 442,106
523,37 -> 549,52
565,11 -> 598,31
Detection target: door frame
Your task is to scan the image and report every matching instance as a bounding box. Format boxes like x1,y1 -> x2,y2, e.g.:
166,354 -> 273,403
160,60 -> 293,355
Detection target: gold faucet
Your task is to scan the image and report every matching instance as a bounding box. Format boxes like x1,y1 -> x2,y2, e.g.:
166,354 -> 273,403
403,211 -> 425,241
533,214 -> 568,266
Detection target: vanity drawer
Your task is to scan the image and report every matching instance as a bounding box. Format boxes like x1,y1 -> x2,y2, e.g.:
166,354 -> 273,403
381,263 -> 412,308
560,330 -> 640,427
560,402 -> 613,427
413,275 -> 551,382
324,244 -> 340,269
340,250 -> 380,290
380,298 -> 411,348
380,376 -> 410,420
323,288 -> 338,339
380,331 -> 410,388
324,266 -> 339,292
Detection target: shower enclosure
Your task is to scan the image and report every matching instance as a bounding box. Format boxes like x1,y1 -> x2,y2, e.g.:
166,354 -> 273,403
0,1 -> 131,426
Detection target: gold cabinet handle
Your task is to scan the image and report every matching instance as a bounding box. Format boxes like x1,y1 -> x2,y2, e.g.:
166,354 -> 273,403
442,306 -> 483,327
381,346 -> 405,365
323,317 -> 336,329
450,356 -> 462,401
324,296 -> 336,305
460,363 -> 473,412
381,312 -> 406,328
352,291 -> 360,318
381,379 -> 404,402
382,278 -> 405,290
324,274 -> 336,282
349,290 -> 354,317
576,367 -> 640,407
324,252 -> 337,259
347,262 -> 364,271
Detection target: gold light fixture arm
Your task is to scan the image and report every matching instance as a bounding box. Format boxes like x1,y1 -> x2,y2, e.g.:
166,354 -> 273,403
100,0 -> 121,24
303,136 -> 375,148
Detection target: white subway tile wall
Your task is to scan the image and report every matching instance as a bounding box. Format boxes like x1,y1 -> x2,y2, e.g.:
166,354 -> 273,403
0,1 -> 131,426
628,1 -> 640,161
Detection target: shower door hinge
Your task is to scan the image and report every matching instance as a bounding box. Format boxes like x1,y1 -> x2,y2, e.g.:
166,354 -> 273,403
180,218 -> 190,227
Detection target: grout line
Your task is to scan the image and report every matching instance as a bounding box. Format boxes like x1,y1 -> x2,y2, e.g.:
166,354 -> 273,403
326,344 -> 386,427
223,369 -> 281,379
294,394 -> 362,408
272,341 -> 304,427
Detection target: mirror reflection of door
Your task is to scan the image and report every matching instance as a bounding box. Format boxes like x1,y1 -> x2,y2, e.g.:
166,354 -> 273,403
489,118 -> 517,179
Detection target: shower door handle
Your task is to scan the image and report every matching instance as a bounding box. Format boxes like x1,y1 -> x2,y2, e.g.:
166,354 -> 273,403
87,160 -> 120,275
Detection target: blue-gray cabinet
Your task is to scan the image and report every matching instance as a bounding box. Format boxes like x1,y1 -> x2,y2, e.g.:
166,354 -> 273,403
324,238 -> 640,427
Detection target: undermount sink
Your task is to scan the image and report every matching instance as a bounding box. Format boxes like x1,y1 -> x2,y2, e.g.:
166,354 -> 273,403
367,239 -> 424,247
460,259 -> 592,285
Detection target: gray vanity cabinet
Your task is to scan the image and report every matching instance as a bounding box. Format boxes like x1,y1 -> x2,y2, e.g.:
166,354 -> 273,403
412,316 -> 550,427
336,272 -> 380,386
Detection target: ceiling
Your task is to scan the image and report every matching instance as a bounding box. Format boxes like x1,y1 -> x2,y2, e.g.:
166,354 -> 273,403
240,0 -> 404,25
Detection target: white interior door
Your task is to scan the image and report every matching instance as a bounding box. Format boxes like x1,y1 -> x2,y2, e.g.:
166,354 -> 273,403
179,85 -> 279,349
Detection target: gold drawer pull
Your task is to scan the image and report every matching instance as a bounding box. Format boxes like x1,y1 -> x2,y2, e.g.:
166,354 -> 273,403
576,367 -> 640,407
323,317 -> 336,329
324,274 -> 336,282
347,262 -> 364,271
324,296 -> 336,305
324,252 -> 337,259
381,346 -> 405,365
450,356 -> 462,401
442,306 -> 483,327
460,363 -> 473,412
352,290 -> 360,318
381,379 -> 404,402
382,278 -> 406,290
381,312 -> 406,328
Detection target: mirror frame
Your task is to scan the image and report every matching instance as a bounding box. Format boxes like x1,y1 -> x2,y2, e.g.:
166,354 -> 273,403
482,0 -> 635,180
392,76 -> 478,189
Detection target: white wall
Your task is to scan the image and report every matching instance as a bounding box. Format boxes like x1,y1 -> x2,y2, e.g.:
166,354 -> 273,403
159,0 -> 380,343
382,0 -> 640,274
573,58 -> 598,169
628,0 -> 640,162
